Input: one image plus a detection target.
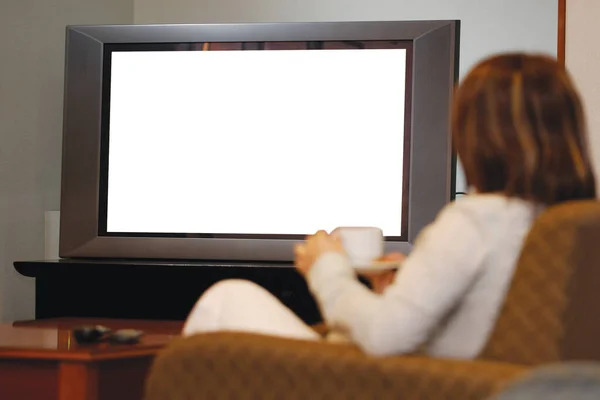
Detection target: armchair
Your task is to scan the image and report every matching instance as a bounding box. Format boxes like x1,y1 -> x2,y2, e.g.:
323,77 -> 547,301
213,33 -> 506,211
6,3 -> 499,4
145,200 -> 600,399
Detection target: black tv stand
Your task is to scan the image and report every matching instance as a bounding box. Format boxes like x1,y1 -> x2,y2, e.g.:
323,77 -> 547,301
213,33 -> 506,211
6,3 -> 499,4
13,259 -> 323,325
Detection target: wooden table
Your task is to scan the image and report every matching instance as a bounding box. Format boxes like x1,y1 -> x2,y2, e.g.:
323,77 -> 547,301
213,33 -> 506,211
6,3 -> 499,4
0,318 -> 183,400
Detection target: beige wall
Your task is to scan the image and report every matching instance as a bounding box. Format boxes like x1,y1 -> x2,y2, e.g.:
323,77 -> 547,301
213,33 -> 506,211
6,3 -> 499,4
134,0 -> 559,192
0,0 -> 133,322
566,0 -> 600,187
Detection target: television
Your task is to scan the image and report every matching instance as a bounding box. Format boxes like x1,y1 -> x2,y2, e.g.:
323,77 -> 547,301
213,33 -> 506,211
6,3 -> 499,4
58,20 -> 460,262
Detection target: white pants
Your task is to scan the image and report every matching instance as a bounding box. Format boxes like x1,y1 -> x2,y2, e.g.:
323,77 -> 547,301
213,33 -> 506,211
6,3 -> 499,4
182,279 -> 322,341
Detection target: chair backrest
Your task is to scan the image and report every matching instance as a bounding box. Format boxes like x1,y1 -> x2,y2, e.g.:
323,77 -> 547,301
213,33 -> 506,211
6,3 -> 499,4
479,200 -> 600,366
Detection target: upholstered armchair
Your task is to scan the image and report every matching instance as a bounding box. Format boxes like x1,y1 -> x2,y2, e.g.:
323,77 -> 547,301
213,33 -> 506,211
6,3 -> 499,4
145,200 -> 600,400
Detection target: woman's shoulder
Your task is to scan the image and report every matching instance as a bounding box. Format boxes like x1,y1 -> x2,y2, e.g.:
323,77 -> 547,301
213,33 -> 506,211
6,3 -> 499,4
436,193 -> 538,228
450,193 -> 535,210
413,194 -> 537,262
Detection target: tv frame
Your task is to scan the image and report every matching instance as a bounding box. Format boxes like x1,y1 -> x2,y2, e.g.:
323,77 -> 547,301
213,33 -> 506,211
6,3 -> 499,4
59,20 -> 460,262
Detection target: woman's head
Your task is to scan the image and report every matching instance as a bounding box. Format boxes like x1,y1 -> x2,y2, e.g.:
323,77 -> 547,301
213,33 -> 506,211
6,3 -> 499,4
452,53 -> 596,205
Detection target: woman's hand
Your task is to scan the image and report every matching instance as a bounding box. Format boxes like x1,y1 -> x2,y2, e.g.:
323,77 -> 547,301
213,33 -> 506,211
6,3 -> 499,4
294,230 -> 345,276
361,252 -> 406,294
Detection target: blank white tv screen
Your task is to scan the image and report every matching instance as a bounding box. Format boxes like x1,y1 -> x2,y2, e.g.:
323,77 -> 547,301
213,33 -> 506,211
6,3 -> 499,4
106,48 -> 407,236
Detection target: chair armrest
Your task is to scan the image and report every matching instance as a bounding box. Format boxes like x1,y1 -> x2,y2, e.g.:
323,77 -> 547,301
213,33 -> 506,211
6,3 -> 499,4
145,332 -> 526,400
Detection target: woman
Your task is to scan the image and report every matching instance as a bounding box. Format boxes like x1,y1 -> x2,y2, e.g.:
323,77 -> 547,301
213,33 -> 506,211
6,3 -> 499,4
182,53 -> 596,358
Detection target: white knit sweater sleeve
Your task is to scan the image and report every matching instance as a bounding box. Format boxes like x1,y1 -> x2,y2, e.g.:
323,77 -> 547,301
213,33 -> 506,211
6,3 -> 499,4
306,201 -> 490,356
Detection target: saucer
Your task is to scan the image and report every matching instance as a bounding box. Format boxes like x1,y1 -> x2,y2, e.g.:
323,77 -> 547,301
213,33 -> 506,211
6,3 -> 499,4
353,260 -> 403,275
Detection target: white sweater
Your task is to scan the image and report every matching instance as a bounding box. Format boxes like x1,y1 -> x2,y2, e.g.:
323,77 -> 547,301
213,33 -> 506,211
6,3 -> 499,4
306,194 -> 540,358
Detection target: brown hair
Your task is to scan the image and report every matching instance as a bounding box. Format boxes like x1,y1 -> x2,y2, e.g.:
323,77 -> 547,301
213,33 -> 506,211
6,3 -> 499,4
452,53 -> 596,205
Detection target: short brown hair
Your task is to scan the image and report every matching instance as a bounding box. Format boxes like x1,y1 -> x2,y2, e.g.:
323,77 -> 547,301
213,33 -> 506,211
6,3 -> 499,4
452,53 -> 596,205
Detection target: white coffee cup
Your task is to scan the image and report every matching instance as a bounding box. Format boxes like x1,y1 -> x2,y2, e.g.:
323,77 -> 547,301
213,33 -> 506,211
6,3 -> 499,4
332,226 -> 384,267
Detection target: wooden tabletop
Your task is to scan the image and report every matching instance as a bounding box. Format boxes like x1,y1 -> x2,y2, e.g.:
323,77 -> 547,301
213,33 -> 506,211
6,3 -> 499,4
0,317 -> 183,362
